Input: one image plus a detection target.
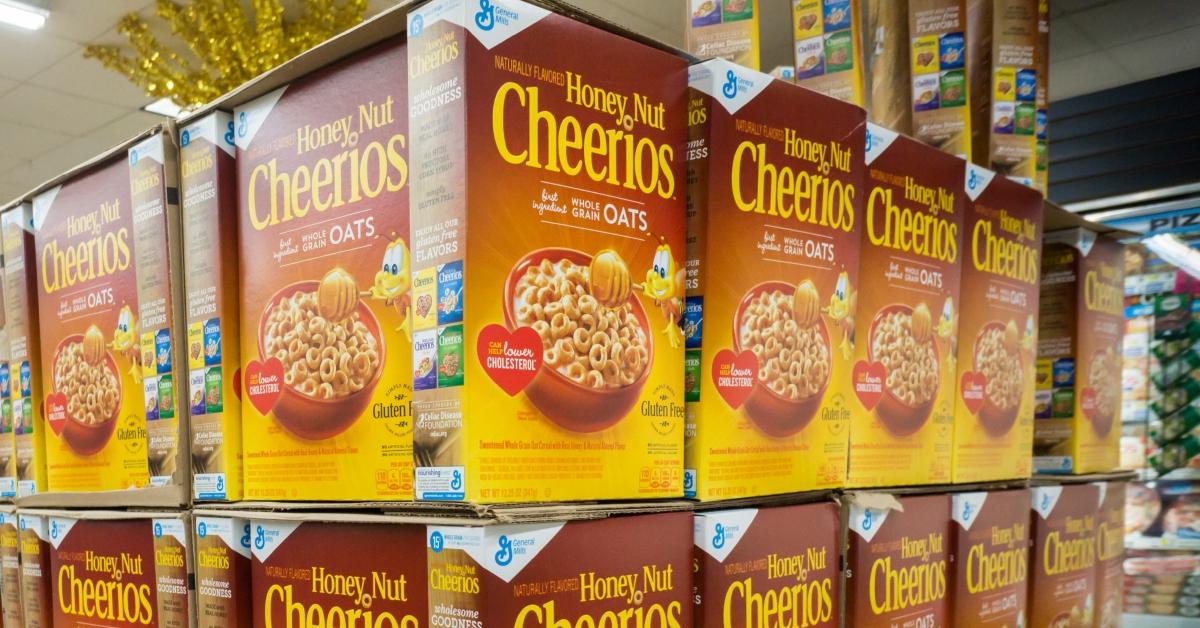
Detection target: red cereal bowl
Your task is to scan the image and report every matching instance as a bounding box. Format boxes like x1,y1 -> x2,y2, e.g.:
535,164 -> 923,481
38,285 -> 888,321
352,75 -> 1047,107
973,321 -> 1022,436
258,280 -> 385,440
868,304 -> 940,436
52,334 -> 121,456
503,248 -> 653,433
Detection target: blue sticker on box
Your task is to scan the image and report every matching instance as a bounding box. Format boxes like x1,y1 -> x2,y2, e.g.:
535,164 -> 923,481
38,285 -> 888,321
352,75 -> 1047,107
437,261 -> 464,325
938,32 -> 965,70
203,318 -> 222,366
684,297 -> 703,349
822,0 -> 852,31
155,329 -> 172,374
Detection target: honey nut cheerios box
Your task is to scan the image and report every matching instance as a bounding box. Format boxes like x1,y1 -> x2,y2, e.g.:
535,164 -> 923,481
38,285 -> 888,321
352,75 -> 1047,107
846,124 -> 964,488
193,516 -> 251,628
1094,481 -> 1126,628
180,112 -> 243,501
0,509 -> 19,626
18,513 -> 52,628
1,203 -> 47,498
407,0 -> 687,503
235,37 -> 414,501
685,58 -> 863,499
952,164 -> 1042,483
1034,228 -> 1124,474
949,489 -> 1030,627
694,502 -> 840,627
1029,483 -> 1099,628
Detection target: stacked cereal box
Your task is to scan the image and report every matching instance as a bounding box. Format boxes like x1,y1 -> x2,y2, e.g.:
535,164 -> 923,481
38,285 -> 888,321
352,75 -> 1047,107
407,0 -> 687,502
949,489 -> 1030,627
18,513 -> 51,628
791,0 -> 865,106
1,204 -> 46,497
1095,481 -> 1127,628
1035,228 -> 1125,474
1028,484 -> 1099,627
847,124 -> 964,487
235,38 -> 413,501
953,165 -> 1042,483
685,58 -> 863,499
181,112 -> 243,501
194,516 -> 251,627
0,508 -> 19,626
0,271 -> 13,499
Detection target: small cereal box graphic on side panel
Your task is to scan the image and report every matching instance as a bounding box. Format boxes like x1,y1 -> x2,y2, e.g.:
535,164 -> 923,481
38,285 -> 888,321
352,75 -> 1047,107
694,503 -> 840,627
1029,484 -> 1099,627
194,517 -> 251,628
2,204 -> 47,497
685,59 -> 863,499
236,38 -> 413,501
18,514 -> 52,628
251,520 -> 426,628
181,112 -> 243,501
847,124 -> 964,487
33,157 -> 151,492
950,489 -> 1030,627
408,0 -> 687,502
953,165 -> 1042,483
846,493 -> 952,625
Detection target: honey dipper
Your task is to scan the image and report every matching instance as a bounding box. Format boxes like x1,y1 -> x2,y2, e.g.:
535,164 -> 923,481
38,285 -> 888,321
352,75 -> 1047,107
83,325 -> 106,365
793,280 -> 821,328
911,302 -> 933,345
317,268 -> 359,321
589,249 -> 641,307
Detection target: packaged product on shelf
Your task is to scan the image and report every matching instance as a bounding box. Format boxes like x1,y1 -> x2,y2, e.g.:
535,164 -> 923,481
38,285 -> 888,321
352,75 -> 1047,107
952,165 -> 1042,482
407,0 -> 687,502
1034,229 -> 1125,474
194,516 -> 250,628
685,59 -> 864,499
685,0 -> 760,69
791,0 -> 865,105
949,489 -> 1030,627
0,266 -> 13,500
847,125 -> 963,487
0,508 -> 19,626
235,37 -> 413,501
427,511 -> 692,626
864,0 -> 911,133
967,0 -> 1039,184
1095,481 -> 1127,628
45,511 -> 193,627
18,513 -> 51,628
1028,483 -> 1099,627
1034,0 -> 1049,192
251,516 -> 426,627
1,203 -> 46,497
180,112 -> 242,501
694,502 -> 839,627
845,493 -> 951,625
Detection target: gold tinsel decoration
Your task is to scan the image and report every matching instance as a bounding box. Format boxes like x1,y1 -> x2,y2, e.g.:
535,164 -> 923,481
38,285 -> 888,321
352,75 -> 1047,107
84,0 -> 368,109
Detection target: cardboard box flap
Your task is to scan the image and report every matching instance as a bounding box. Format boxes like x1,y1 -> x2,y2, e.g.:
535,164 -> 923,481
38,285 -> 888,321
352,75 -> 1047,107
18,508 -> 188,521
16,484 -> 189,509
692,490 -> 838,512
1044,200 -> 1135,239
1031,470 -> 1135,486
195,499 -> 693,525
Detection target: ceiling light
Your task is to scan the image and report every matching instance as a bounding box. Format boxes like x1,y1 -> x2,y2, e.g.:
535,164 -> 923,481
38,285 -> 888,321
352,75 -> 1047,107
142,97 -> 184,118
0,0 -> 49,31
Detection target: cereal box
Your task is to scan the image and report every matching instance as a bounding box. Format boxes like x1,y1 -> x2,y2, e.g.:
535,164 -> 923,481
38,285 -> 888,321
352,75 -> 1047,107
949,489 -> 1030,627
0,267 -> 14,500
1095,481 -> 1126,628
1029,484 -> 1098,628
694,503 -> 840,627
47,513 -> 193,627
17,514 -> 51,628
686,0 -> 761,69
1,204 -> 46,497
685,59 -> 863,499
1035,229 -> 1125,474
195,516 -> 251,628
953,165 -> 1042,483
0,508 -> 20,627
408,0 -> 687,502
1034,0 -> 1049,193
427,511 -> 692,626
967,0 -> 1039,184
847,124 -> 964,487
864,0 -> 911,133
181,112 -> 243,501
235,38 -> 413,501
251,519 -> 426,627
845,493 -> 951,626
33,157 -> 151,492
792,0 -> 865,106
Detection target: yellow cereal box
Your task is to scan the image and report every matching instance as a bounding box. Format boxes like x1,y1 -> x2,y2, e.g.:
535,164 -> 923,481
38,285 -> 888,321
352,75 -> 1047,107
236,38 -> 413,501
180,112 -> 243,501
846,124 -> 964,487
0,222 -> 17,499
952,165 -> 1042,483
408,0 -> 687,502
1,204 -> 46,497
685,59 -> 863,499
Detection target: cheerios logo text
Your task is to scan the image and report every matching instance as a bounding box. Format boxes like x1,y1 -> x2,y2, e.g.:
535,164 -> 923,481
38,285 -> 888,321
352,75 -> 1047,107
41,197 -> 132,295
723,547 -> 834,627
57,551 -> 153,624
514,564 -> 682,628
971,209 -> 1038,284
866,174 -> 957,262
868,533 -> 947,615
263,565 -> 417,628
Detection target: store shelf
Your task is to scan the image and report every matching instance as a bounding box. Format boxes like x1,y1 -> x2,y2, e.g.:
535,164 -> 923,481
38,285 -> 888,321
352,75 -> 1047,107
1124,613 -> 1198,627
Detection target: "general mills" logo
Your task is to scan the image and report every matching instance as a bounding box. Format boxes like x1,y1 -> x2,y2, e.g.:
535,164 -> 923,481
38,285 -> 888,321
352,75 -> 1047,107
494,534 -> 513,566
475,0 -> 518,31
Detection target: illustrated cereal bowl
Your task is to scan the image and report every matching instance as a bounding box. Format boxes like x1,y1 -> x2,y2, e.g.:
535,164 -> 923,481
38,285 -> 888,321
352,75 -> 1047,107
52,334 -> 122,455
1087,348 -> 1118,437
733,281 -> 831,437
504,248 -> 653,433
258,280 -> 385,440
868,304 -> 940,435
973,321 -> 1023,436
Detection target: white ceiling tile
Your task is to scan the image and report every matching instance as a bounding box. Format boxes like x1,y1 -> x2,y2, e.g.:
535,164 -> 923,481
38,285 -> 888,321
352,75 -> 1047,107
1071,0 -> 1200,48
1050,17 -> 1101,62
29,137 -> 116,183
29,50 -> 152,108
0,84 -> 127,136
1049,50 -> 1133,100
0,122 -> 71,162
0,76 -> 16,98
1109,24 -> 1200,81
41,0 -> 154,44
0,29 -> 78,81
88,111 -> 164,149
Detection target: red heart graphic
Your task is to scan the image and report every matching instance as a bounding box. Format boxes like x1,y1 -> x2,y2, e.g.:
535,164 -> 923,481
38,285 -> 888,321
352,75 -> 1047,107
244,357 -> 284,415
711,349 -> 758,409
233,367 -> 242,401
852,360 -> 886,411
45,392 -> 67,436
476,324 -> 543,396
960,371 -> 987,415
1080,387 -> 1097,418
